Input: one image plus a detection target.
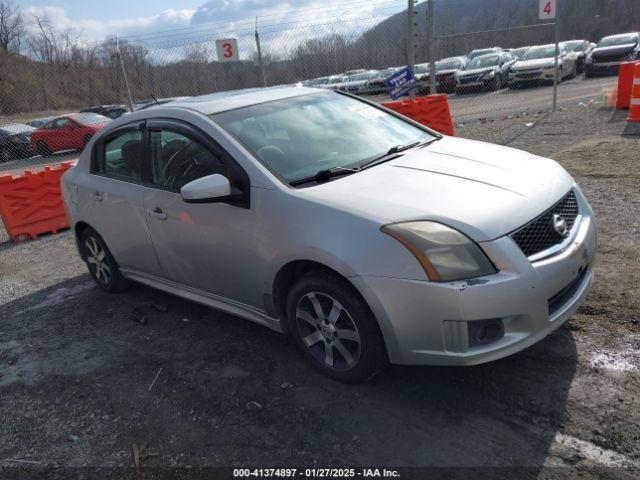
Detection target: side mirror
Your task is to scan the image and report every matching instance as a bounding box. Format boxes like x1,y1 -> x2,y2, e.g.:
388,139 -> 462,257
181,174 -> 232,203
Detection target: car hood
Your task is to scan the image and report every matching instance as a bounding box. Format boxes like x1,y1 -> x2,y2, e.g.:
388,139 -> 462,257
512,58 -> 555,70
592,43 -> 638,58
458,67 -> 496,77
297,136 -> 574,241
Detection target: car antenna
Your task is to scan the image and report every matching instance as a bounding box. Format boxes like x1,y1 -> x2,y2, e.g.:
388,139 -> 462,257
150,94 -> 159,105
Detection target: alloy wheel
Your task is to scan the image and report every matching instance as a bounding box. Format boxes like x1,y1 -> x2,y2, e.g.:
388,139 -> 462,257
84,236 -> 112,285
295,292 -> 361,371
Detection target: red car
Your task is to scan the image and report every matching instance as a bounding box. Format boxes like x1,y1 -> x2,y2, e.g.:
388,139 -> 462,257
30,113 -> 111,156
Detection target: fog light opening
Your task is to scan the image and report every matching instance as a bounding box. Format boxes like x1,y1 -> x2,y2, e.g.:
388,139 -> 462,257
468,319 -> 505,348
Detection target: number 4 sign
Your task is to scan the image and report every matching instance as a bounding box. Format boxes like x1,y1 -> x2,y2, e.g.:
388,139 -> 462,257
539,0 -> 557,20
216,39 -> 239,62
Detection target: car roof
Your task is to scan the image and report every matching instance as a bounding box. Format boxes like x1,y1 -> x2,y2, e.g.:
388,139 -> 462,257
164,86 -> 321,115
602,32 -> 639,39
0,123 -> 35,134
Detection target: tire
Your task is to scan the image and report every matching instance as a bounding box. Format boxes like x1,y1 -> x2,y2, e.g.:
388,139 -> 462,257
36,141 -> 52,156
80,227 -> 129,293
487,75 -> 500,91
286,272 -> 387,383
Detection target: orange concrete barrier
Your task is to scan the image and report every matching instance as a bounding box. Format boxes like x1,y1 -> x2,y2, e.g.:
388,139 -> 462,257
382,94 -> 455,136
627,63 -> 640,123
0,162 -> 72,242
616,61 -> 639,110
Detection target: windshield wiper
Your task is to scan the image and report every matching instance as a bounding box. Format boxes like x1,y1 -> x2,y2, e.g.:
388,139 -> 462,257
289,166 -> 360,187
359,138 -> 438,170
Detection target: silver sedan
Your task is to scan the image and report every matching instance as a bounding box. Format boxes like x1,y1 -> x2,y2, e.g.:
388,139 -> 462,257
62,87 -> 597,383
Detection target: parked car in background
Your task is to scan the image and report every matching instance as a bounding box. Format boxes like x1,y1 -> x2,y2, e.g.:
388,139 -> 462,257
25,116 -> 55,128
467,47 -> 503,61
508,43 -> 577,88
0,123 -> 35,162
510,46 -> 532,59
81,104 -> 129,119
342,70 -> 377,94
304,76 -> 331,87
365,68 -> 399,94
30,113 -> 111,156
435,56 -> 468,93
321,75 -> 348,91
456,52 -> 516,93
585,32 -> 640,77
561,40 -> 594,74
412,63 -> 431,95
62,87 -> 597,382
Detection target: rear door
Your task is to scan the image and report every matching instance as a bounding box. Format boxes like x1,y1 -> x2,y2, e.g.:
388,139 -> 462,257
84,122 -> 163,276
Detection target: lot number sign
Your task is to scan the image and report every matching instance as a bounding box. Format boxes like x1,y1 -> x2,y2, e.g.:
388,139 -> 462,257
216,39 -> 239,62
539,0 -> 557,20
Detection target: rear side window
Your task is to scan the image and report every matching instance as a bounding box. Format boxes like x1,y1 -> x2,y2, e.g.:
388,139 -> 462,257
101,130 -> 143,181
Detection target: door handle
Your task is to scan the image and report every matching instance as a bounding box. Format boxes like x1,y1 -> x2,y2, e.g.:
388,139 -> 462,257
147,208 -> 167,221
89,191 -> 103,202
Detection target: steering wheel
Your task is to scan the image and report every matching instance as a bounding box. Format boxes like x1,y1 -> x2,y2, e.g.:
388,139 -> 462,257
256,145 -> 297,171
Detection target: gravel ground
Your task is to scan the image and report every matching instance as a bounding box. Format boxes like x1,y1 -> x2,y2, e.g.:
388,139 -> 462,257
0,101 -> 639,479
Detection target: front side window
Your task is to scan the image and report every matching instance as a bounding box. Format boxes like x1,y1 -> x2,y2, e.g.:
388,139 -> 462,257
53,118 -> 70,129
212,91 -> 434,183
150,130 -> 228,191
102,130 -> 143,180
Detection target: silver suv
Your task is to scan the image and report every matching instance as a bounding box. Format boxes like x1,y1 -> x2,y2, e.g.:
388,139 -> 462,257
62,87 -> 597,383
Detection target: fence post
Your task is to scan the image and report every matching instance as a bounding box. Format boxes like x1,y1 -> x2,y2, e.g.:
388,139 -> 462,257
552,2 -> 560,111
255,16 -> 267,87
428,0 -> 437,95
407,0 -> 415,70
116,36 -> 135,112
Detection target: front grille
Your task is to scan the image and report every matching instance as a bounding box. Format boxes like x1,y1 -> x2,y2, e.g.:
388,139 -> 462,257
510,190 -> 579,258
592,53 -> 627,63
516,72 -> 542,79
459,75 -> 480,84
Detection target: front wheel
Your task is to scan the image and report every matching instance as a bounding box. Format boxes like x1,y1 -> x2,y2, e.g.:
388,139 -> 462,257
80,227 -> 129,293
287,272 -> 387,383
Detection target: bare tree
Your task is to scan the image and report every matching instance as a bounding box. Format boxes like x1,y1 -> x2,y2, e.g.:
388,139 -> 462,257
0,0 -> 22,53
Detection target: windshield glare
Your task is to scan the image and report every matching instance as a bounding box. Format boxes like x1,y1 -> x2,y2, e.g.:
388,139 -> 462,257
598,35 -> 637,47
467,54 -> 499,69
469,49 -> 495,60
522,46 -> 556,60
212,92 -> 433,183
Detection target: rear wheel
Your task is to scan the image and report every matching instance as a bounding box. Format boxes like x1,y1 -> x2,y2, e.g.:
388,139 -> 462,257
36,141 -> 52,156
80,227 -> 129,293
287,272 -> 387,383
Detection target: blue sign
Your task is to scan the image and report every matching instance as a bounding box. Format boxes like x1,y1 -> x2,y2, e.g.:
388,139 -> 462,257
384,66 -> 417,100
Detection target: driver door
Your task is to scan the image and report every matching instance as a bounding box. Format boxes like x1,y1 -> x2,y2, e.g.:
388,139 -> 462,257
141,120 -> 263,308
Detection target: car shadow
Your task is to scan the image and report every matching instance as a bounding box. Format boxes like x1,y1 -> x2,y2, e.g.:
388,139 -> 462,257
1,275 -> 577,473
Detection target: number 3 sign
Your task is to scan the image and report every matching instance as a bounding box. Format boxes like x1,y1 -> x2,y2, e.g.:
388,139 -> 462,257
216,39 -> 239,62
539,0 -> 557,20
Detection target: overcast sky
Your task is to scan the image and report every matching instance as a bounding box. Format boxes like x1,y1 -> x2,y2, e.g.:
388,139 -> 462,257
14,0 -> 404,43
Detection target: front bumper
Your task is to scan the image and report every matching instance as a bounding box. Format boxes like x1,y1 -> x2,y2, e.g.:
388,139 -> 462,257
509,69 -> 555,84
351,190 -> 597,366
585,61 -> 622,76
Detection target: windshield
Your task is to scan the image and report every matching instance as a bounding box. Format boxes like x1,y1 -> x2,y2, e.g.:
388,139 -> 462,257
522,46 -> 556,60
563,41 -> 584,52
414,64 -> 429,74
467,54 -> 499,69
349,72 -> 373,81
71,113 -> 111,125
212,92 -> 433,183
468,49 -> 496,60
436,59 -> 462,71
598,35 -> 637,47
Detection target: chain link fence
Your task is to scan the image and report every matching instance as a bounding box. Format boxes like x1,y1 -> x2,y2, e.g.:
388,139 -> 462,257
0,2 -> 617,172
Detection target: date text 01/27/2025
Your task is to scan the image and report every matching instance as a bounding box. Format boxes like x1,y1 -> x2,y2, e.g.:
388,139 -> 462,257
232,468 -> 401,478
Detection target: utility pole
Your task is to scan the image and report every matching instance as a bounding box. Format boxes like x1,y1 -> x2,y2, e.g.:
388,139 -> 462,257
552,1 -> 560,111
116,36 -> 135,112
407,0 -> 415,70
428,0 -> 437,95
255,16 -> 267,87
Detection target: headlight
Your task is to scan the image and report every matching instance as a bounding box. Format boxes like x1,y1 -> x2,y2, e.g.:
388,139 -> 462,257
481,70 -> 495,79
381,221 -> 496,282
